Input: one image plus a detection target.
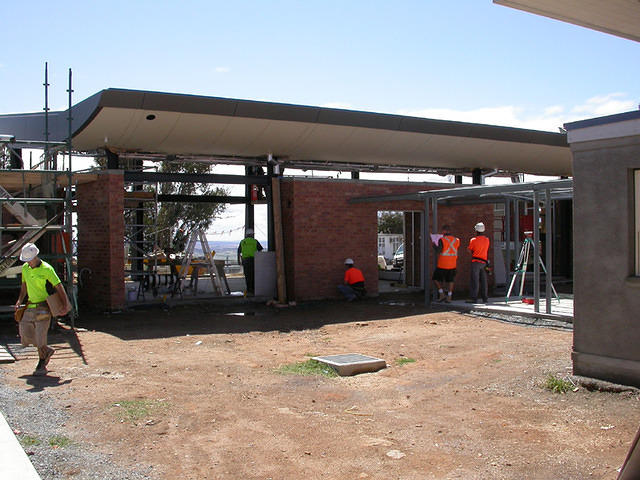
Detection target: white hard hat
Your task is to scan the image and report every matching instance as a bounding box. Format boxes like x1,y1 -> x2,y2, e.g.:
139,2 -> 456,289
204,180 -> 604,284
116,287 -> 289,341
474,222 -> 485,233
344,258 -> 354,265
246,228 -> 254,235
20,242 -> 39,262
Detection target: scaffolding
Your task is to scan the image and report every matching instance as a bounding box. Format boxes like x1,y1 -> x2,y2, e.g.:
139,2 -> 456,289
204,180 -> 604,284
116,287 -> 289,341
124,167 -> 159,300
0,64 -> 78,323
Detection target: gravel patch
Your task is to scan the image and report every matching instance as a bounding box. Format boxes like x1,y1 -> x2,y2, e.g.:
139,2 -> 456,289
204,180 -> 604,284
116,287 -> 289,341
464,309 -> 573,330
0,367 -> 158,480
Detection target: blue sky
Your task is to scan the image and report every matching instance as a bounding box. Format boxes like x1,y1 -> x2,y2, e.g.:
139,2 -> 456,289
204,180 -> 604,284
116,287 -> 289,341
3,1 -> 638,129
3,1 -> 639,240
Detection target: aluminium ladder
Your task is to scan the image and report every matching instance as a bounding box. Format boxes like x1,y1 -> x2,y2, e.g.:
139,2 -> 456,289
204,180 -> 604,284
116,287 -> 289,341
172,229 -> 224,298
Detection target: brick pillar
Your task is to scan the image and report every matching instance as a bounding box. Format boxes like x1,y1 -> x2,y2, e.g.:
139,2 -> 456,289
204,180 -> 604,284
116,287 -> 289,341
77,171 -> 124,311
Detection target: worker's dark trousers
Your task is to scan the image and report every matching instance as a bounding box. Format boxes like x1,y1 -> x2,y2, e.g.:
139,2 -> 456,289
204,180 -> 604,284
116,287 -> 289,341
469,262 -> 488,302
242,257 -> 255,293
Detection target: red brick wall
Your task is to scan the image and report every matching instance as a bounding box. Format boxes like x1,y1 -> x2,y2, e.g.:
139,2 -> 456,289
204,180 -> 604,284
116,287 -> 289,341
77,171 -> 125,311
280,178 -> 494,301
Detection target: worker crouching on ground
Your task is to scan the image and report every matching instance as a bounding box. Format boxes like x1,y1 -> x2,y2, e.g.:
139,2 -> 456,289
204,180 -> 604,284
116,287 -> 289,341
338,258 -> 366,301
237,228 -> 263,295
14,242 -> 71,376
467,222 -> 490,304
433,224 -> 460,303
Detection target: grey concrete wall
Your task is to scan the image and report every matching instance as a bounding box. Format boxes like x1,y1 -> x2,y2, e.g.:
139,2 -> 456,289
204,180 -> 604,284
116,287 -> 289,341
571,135 -> 640,387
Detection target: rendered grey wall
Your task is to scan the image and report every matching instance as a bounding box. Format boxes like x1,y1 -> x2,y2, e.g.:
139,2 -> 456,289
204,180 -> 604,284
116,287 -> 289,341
571,135 -> 640,387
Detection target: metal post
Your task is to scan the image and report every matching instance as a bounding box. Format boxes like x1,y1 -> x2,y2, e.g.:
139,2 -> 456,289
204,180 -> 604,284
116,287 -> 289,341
244,165 -> 254,233
66,68 -> 75,323
432,199 -> 438,234
545,189 -> 553,314
514,200 -> 520,273
266,158 -> 275,252
472,168 -> 482,185
44,62 -> 50,169
505,199 -> 511,284
431,199 -> 438,299
411,212 -> 415,286
424,197 -> 430,306
533,191 -> 540,313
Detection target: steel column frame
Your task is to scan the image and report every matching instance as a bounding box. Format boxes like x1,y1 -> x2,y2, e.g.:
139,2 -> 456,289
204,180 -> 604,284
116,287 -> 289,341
545,189 -> 553,314
533,191 -> 540,313
431,199 -> 438,296
244,165 -> 254,235
514,200 -> 520,275
424,197 -> 431,306
65,68 -> 76,323
505,198 -> 511,282
266,160 -> 275,252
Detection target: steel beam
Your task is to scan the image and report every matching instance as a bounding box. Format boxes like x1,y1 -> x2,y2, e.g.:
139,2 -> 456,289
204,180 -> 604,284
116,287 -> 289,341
157,194 -> 247,204
124,171 -> 271,185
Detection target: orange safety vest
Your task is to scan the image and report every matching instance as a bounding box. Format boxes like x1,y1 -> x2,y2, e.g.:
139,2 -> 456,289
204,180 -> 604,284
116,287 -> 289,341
344,267 -> 365,285
468,235 -> 490,262
437,235 -> 460,269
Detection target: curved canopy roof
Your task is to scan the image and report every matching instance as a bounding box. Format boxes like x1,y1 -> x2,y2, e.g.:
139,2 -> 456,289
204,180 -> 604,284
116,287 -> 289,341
0,88 -> 571,176
494,0 -> 640,43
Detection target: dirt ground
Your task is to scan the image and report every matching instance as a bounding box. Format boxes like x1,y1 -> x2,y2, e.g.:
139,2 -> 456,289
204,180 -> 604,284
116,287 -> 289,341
2,297 -> 639,480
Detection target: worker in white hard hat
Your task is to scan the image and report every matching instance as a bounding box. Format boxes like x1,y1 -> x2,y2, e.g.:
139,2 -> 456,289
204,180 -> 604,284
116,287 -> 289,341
338,258 -> 366,301
466,222 -> 490,304
14,242 -> 71,376
237,228 -> 263,295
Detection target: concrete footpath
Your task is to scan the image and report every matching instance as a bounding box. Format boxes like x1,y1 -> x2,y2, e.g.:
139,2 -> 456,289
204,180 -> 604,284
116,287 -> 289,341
0,411 -> 41,480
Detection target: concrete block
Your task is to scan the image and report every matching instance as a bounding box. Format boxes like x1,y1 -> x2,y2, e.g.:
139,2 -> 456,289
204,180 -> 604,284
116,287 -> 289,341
312,353 -> 386,376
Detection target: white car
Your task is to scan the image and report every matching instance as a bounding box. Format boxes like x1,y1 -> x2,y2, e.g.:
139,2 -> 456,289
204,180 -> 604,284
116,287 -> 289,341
393,244 -> 404,268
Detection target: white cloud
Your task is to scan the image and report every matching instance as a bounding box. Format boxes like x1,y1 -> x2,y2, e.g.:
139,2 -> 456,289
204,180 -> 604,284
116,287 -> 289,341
571,93 -> 636,117
396,92 -> 637,132
215,66 -> 231,73
397,105 -> 524,127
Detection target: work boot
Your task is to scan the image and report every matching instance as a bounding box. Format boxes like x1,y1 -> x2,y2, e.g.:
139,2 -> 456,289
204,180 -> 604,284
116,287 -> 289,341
437,291 -> 446,302
33,359 -> 46,376
42,347 -> 55,368
445,294 -> 452,303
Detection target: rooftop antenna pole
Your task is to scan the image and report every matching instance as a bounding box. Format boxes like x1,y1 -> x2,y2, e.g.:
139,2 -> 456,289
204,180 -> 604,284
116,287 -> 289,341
43,62 -> 50,169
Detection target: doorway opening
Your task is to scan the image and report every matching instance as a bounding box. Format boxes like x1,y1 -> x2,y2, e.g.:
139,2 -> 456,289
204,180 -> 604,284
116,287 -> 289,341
377,210 -> 423,294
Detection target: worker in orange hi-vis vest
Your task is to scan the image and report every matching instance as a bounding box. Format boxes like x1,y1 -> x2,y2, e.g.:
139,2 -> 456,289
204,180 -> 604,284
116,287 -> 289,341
467,222 -> 491,304
338,258 -> 366,301
432,225 -> 460,303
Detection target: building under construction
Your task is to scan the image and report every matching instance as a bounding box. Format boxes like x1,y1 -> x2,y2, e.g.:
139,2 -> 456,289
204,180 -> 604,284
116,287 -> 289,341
0,86 -> 574,313
22,85 -> 640,389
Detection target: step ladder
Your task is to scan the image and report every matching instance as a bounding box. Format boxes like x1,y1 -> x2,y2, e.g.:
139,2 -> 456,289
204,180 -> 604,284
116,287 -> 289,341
0,184 -> 44,226
172,230 -> 224,298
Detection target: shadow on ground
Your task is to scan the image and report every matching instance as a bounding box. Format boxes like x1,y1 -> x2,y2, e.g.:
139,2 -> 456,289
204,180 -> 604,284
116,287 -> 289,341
54,291 -> 436,341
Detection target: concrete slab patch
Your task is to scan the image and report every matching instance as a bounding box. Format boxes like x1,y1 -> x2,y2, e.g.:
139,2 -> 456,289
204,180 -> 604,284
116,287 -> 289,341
312,353 -> 386,376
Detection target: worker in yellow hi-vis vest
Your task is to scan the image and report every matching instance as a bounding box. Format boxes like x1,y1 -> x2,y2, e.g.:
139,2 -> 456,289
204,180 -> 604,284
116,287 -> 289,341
237,228 -> 263,295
